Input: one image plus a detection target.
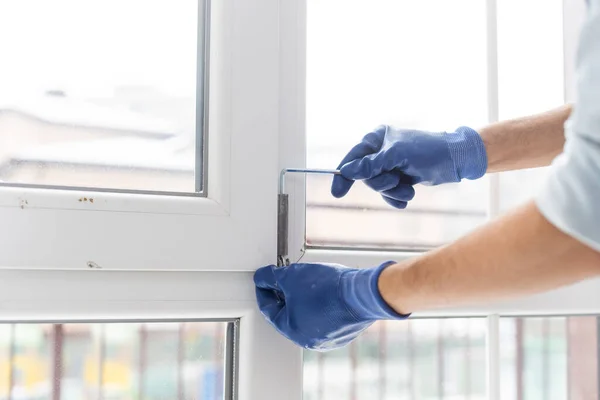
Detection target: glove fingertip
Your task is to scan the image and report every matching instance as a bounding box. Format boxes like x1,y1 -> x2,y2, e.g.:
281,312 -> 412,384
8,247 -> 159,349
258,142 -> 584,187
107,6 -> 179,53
253,265 -> 278,288
331,176 -> 353,198
381,183 -> 416,202
381,196 -> 408,209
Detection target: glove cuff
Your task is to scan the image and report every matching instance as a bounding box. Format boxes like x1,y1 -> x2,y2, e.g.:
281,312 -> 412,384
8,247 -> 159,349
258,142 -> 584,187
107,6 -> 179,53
342,262 -> 411,321
446,126 -> 488,180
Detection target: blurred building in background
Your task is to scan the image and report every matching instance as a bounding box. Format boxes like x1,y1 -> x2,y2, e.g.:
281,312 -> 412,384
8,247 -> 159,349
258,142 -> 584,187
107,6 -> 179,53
0,90 -> 194,193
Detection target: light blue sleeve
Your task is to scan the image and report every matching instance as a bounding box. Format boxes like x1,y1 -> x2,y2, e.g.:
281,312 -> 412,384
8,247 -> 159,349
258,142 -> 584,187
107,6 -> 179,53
536,0 -> 600,253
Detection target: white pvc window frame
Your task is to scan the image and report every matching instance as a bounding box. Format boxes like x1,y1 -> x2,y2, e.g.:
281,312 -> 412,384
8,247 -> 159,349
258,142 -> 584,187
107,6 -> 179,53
282,0 -> 591,399
0,0 -> 283,272
0,1 -> 590,399
0,1 -> 303,399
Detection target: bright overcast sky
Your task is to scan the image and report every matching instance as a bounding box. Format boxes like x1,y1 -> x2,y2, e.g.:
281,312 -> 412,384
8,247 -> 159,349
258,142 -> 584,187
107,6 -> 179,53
0,0 -> 197,98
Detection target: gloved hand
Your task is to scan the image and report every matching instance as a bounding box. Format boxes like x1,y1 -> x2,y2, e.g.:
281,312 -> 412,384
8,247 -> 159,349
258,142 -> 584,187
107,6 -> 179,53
331,125 -> 488,208
254,262 -> 408,351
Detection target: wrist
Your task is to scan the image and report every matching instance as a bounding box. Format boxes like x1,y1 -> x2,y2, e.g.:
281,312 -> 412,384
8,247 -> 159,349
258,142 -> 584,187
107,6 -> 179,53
341,262 -> 410,320
446,126 -> 488,180
377,260 -> 418,315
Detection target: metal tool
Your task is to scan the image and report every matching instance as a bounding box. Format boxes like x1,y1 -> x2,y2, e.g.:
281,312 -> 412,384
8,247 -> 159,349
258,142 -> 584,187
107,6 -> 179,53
277,168 -> 341,266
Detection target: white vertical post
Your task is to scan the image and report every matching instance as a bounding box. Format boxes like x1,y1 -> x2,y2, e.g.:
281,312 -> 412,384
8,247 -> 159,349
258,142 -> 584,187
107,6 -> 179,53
488,174 -> 501,220
487,314 -> 501,400
486,1 -> 502,399
562,0 -> 586,104
486,0 -> 500,126
486,0 -> 501,221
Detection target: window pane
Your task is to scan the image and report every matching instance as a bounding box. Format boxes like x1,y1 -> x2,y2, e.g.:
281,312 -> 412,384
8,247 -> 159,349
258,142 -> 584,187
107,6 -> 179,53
304,319 -> 487,399
0,321 -> 229,400
500,317 -> 600,400
0,0 -> 202,193
306,0 -> 489,249
497,0 -> 564,212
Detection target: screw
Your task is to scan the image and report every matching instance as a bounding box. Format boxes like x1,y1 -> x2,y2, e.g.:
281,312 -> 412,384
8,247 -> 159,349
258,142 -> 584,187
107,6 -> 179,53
87,261 -> 101,269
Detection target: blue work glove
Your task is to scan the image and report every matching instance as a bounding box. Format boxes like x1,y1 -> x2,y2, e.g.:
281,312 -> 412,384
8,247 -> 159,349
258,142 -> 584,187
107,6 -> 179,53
331,125 -> 488,209
254,262 -> 408,351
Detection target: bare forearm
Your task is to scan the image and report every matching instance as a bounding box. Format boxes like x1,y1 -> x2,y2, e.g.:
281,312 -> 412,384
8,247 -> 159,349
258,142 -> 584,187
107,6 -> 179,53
379,201 -> 600,314
480,105 -> 572,173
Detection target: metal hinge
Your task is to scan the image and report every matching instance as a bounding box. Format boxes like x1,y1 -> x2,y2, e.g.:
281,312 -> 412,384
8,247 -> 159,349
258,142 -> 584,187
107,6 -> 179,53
276,168 -> 340,267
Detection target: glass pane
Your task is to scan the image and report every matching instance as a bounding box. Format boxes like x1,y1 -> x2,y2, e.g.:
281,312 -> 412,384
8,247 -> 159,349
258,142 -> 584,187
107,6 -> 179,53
497,0 -> 564,212
306,0 -> 489,249
0,321 -> 228,400
304,318 -> 487,399
499,317 -> 600,400
0,0 -> 202,193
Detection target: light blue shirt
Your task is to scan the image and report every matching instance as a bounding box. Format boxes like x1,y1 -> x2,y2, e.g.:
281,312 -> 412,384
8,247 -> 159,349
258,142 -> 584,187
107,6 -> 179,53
537,0 -> 600,252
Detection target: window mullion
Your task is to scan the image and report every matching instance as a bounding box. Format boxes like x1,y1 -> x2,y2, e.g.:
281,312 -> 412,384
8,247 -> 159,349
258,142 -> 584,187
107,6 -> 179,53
485,1 -> 502,399
562,0 -> 585,104
486,314 -> 501,400
488,175 -> 501,220
486,0 -> 501,221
